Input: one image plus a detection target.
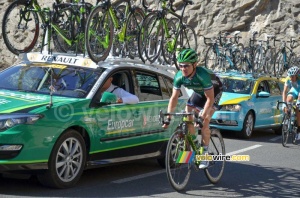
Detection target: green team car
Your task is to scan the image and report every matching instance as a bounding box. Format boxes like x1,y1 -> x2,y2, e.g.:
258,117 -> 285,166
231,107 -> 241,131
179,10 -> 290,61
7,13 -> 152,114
0,53 -> 188,188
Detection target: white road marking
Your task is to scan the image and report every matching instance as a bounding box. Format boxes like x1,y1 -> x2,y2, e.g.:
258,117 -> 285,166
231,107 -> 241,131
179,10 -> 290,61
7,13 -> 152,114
112,145 -> 262,184
226,144 -> 262,156
112,169 -> 165,184
269,136 -> 281,141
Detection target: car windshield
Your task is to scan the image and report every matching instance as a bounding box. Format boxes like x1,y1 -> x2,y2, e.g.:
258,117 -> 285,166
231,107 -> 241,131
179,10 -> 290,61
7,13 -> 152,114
0,63 -> 102,98
220,77 -> 252,94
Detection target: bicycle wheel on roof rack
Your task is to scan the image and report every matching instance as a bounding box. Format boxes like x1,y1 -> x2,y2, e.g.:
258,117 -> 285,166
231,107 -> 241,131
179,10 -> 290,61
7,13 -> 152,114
2,0 -> 40,55
273,51 -> 285,77
205,45 -> 219,72
85,4 -> 114,63
240,47 -> 253,73
172,24 -> 197,70
137,12 -> 157,63
263,47 -> 275,76
125,7 -> 145,59
138,11 -> 164,63
53,2 -> 93,53
253,47 -> 267,74
161,17 -> 178,65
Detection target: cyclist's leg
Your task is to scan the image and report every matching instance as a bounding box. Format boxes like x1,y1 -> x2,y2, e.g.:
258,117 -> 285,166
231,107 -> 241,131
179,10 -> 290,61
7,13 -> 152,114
186,92 -> 205,139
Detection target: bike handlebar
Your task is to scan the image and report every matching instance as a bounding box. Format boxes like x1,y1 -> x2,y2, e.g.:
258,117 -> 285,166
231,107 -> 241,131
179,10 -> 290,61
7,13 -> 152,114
159,110 -> 204,128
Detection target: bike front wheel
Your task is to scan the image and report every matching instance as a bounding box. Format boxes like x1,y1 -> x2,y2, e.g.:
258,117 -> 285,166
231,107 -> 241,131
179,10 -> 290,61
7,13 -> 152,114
2,0 -> 39,55
165,131 -> 191,191
282,116 -> 289,147
204,129 -> 225,184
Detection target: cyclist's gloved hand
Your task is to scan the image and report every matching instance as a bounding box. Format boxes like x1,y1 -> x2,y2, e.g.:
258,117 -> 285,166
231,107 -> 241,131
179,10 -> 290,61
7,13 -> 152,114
162,117 -> 171,129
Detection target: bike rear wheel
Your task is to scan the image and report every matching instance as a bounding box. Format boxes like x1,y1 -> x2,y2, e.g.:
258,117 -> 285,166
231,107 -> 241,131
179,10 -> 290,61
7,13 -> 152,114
85,5 -> 114,63
165,131 -> 191,191
2,0 -> 39,55
204,129 -> 225,184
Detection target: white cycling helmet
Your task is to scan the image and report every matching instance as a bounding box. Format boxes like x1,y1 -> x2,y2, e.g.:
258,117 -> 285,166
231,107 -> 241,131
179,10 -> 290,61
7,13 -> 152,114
287,66 -> 300,76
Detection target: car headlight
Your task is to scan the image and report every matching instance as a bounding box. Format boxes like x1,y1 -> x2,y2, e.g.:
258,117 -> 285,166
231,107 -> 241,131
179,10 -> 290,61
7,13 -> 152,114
0,114 -> 43,131
221,104 -> 241,111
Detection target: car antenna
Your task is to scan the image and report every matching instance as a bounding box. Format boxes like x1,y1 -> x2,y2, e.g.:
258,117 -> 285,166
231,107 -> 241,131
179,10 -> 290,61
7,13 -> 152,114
46,68 -> 54,109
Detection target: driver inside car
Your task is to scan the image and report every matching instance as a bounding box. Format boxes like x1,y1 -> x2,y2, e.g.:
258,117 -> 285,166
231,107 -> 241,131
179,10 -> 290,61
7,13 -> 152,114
100,76 -> 139,104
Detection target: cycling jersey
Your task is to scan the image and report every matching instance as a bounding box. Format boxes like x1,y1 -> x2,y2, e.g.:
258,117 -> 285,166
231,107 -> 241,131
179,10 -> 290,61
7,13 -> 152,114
285,76 -> 300,91
173,67 -> 222,96
173,66 -> 223,110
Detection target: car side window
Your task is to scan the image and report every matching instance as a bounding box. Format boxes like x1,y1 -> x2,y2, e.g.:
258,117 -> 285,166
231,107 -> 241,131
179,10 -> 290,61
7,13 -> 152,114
136,72 -> 163,101
268,80 -> 281,96
257,81 -> 269,93
112,72 -> 131,93
158,75 -> 182,99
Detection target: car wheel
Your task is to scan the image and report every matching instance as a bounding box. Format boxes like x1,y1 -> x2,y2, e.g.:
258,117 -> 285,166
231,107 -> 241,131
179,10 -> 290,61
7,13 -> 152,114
238,111 -> 254,139
37,129 -> 86,188
274,125 -> 282,135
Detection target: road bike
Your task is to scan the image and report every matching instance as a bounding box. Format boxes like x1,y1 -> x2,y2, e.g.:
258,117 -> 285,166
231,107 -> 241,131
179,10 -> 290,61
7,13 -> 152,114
277,101 -> 298,147
204,31 -> 243,72
85,0 -> 145,63
273,38 -> 298,77
159,110 -> 225,191
138,0 -> 197,68
2,0 -> 93,55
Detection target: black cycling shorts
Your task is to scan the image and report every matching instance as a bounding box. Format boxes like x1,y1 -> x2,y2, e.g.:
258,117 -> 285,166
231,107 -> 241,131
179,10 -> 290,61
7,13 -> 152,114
187,87 -> 223,111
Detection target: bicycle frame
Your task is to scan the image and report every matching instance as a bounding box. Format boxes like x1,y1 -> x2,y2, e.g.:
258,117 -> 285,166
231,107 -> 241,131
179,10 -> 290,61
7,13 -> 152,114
276,101 -> 298,146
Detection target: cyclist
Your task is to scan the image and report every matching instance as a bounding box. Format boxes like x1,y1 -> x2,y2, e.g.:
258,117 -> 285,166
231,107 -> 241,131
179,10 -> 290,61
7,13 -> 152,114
282,66 -> 300,141
162,48 -> 223,169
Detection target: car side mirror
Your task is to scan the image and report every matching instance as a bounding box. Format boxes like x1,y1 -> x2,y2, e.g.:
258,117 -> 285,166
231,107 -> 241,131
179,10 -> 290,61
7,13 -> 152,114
100,92 -> 117,104
257,91 -> 270,98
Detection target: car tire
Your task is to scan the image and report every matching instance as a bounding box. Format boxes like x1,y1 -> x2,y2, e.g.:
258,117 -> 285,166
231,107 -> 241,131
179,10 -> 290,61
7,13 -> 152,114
274,125 -> 282,135
37,129 -> 86,188
238,111 -> 254,139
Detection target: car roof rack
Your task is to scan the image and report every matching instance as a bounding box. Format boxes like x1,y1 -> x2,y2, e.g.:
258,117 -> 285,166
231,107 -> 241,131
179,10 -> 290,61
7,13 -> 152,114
18,52 -> 98,68
17,52 -> 178,74
98,57 -> 178,73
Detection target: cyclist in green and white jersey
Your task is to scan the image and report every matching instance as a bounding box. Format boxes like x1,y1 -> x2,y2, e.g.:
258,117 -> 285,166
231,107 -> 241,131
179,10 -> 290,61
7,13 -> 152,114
162,48 -> 223,169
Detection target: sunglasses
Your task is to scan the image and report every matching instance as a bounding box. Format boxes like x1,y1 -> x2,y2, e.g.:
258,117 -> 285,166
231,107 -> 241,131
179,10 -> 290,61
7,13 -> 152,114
179,64 -> 192,68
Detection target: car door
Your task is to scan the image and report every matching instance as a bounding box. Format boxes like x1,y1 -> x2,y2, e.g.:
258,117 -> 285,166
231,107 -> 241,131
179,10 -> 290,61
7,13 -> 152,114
132,69 -> 186,144
267,80 -> 283,125
91,69 -> 145,159
254,79 -> 274,126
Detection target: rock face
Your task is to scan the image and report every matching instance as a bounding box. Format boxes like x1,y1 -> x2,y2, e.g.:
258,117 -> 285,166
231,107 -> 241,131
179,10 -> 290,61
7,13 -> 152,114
0,0 -> 299,69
